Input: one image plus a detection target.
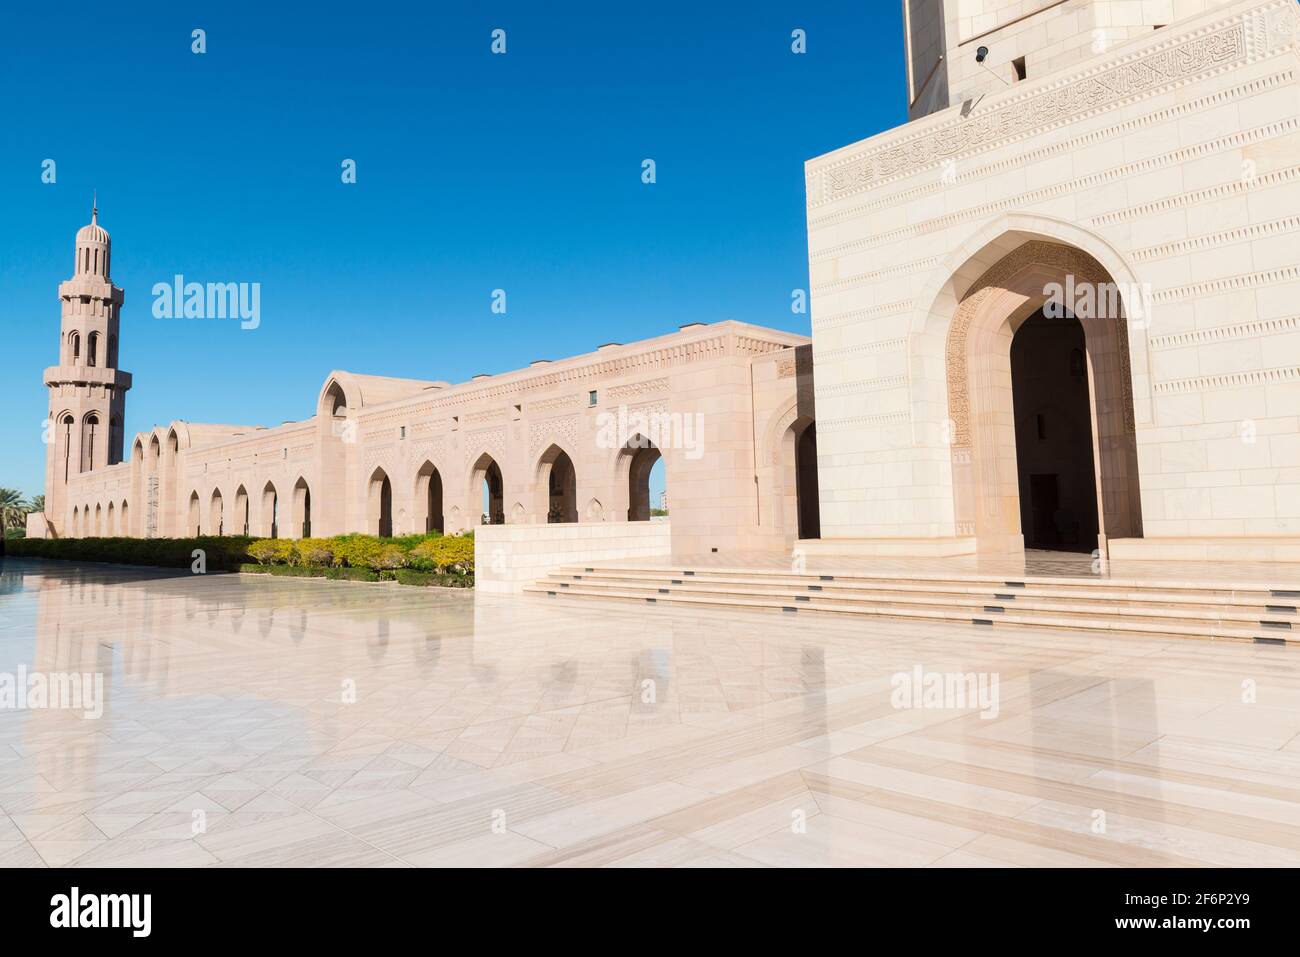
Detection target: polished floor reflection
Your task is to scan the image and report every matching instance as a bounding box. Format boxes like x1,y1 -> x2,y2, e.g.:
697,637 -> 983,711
1,558 -> 1298,867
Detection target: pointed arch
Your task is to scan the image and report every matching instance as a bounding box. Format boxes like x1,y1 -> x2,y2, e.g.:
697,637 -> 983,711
469,453 -> 504,525
188,491 -> 201,536
936,238 -> 1143,553
234,485 -> 250,536
209,488 -> 225,536
292,477 -> 311,538
413,461 -> 444,534
261,481 -> 279,538
367,467 -> 393,537
615,434 -> 661,522
80,412 -> 101,472
534,443 -> 578,523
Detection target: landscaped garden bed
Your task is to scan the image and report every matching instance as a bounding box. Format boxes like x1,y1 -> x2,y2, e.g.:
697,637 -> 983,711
6,531 -> 474,587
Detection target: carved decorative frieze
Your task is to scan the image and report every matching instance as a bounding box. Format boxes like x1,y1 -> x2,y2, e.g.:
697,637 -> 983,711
529,394 -> 578,414
529,416 -> 578,456
463,427 -> 505,464
816,23 -> 1247,204
607,378 -> 669,399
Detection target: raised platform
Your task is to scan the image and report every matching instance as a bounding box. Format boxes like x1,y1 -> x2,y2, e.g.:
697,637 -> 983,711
524,550 -> 1300,645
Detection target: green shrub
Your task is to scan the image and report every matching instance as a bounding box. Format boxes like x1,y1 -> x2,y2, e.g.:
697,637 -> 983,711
329,535 -> 383,569
293,538 -> 335,567
373,544 -> 407,571
409,535 -> 474,574
396,568 -> 473,588
6,535 -> 254,571
248,539 -> 293,565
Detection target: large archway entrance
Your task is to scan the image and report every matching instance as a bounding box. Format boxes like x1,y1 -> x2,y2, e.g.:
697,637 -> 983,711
1010,309 -> 1099,551
944,239 -> 1143,556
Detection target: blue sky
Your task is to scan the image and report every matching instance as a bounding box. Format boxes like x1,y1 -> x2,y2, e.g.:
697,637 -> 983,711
0,0 -> 907,501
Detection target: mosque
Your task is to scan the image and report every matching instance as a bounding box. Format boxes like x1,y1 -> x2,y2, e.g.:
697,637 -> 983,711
31,0 -> 1300,596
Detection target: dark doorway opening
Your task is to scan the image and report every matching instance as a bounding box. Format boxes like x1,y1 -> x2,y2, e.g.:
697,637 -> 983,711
795,422 -> 820,540
1010,309 -> 1099,552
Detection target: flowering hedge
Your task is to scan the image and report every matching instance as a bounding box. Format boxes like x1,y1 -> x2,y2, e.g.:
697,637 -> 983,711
6,531 -> 475,586
242,531 -> 474,583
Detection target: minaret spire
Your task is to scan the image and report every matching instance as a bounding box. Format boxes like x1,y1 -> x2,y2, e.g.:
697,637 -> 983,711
92,190 -> 98,224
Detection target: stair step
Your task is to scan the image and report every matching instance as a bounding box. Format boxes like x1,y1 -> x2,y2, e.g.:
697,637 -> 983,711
522,583 -> 1295,644
538,576 -> 1286,622
550,568 -> 1278,605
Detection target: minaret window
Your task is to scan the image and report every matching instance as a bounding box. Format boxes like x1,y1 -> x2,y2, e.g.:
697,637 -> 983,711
71,333 -> 81,363
88,332 -> 99,367
109,417 -> 122,464
61,415 -> 74,482
82,414 -> 99,472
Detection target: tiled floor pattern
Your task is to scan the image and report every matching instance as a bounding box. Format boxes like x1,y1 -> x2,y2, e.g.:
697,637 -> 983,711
1,557 -> 1299,867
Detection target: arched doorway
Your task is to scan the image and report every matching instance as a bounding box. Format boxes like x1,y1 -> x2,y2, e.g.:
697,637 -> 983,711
619,436 -> 661,522
234,486 -> 249,536
781,418 -> 821,540
292,478 -> 311,538
415,461 -> 444,533
943,239 -> 1142,555
120,500 -> 129,535
368,468 -> 393,537
210,489 -> 224,536
470,454 -> 504,525
188,492 -> 200,536
262,482 -> 279,538
106,501 -> 116,536
1011,310 -> 1099,551
536,445 -> 577,523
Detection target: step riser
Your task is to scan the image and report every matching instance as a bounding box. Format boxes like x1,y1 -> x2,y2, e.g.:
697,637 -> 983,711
527,587 -> 1297,644
551,567 -> 1287,599
542,578 -> 1292,618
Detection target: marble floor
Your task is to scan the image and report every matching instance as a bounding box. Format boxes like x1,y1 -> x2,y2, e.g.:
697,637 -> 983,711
1,557 -> 1299,868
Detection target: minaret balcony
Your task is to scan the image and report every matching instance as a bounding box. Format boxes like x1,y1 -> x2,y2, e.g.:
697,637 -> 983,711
57,278 -> 124,304
43,365 -> 132,390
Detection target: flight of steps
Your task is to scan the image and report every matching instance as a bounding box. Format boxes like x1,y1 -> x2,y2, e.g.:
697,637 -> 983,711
523,563 -> 1300,644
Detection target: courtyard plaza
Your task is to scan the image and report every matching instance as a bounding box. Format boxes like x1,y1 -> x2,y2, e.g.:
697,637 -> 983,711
0,556 -> 1298,867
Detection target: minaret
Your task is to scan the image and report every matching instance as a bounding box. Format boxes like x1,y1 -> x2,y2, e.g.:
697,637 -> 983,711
43,199 -> 132,534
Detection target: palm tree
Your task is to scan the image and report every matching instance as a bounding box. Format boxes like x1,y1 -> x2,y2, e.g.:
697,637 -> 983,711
0,489 -> 28,531
28,494 -> 44,515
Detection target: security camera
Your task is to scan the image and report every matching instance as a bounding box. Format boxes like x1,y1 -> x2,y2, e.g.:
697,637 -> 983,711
976,46 -> 989,63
